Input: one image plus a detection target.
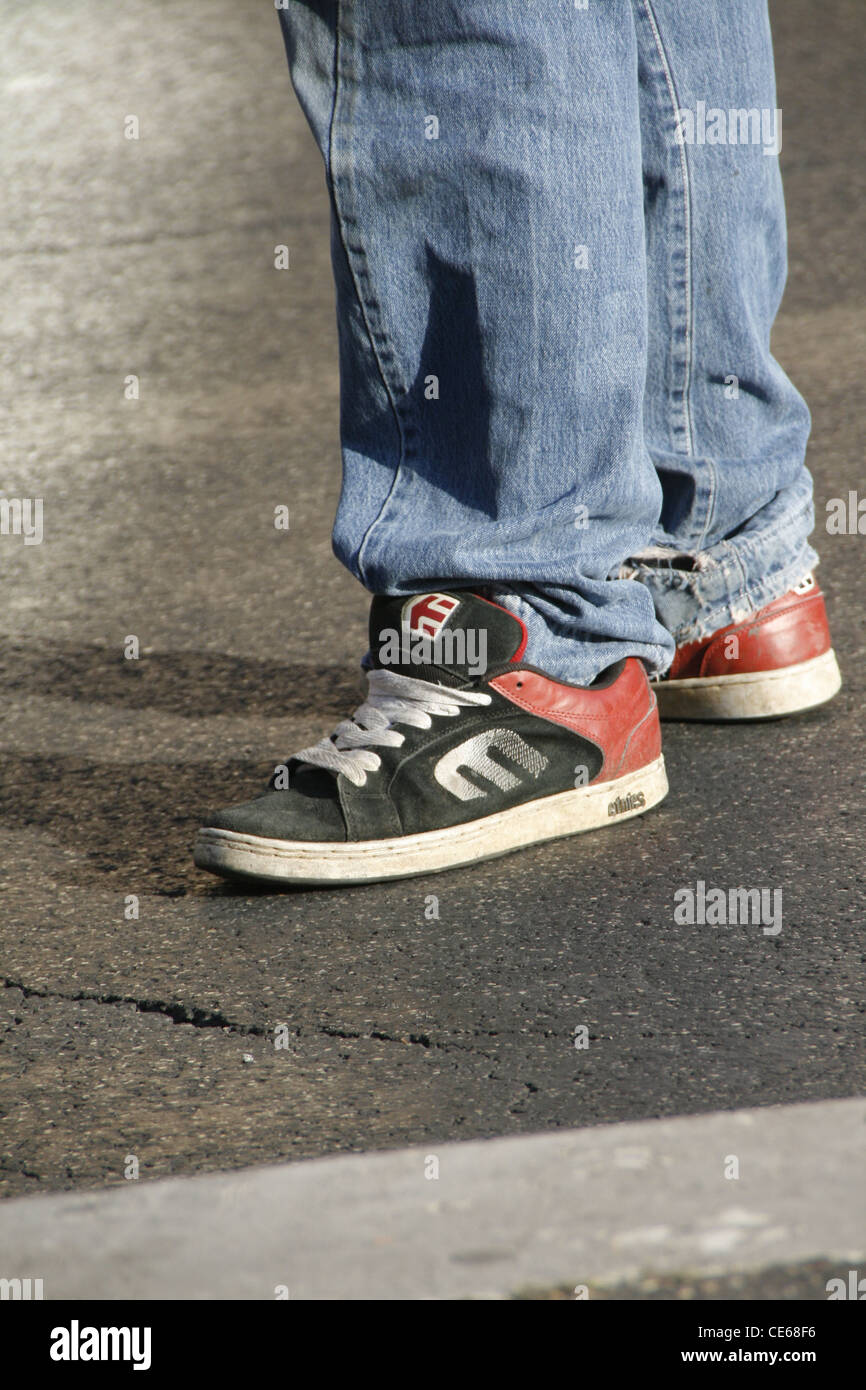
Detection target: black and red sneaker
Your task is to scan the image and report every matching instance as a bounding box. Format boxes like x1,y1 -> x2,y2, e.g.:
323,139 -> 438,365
656,573 -> 842,720
194,591 -> 667,885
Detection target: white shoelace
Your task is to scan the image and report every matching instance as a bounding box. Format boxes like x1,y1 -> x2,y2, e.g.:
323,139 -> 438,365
294,668 -> 492,788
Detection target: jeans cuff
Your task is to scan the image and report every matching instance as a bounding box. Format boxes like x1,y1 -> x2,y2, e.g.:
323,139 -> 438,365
622,535 -> 820,646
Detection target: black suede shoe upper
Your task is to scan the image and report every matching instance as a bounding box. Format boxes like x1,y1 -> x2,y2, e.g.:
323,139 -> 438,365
203,591 -> 607,844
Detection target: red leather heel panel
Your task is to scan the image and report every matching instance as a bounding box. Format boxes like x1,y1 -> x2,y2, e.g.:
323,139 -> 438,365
700,591 -> 831,676
490,658 -> 657,779
615,694 -> 662,776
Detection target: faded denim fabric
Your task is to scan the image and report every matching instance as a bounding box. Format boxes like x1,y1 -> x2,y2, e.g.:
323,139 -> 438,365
278,0 -> 815,679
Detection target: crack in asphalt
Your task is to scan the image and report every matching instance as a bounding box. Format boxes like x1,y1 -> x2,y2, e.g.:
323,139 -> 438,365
1,980 -> 469,1052
0,981 -> 559,1062
2,978 -> 265,1036
319,1023 -> 433,1049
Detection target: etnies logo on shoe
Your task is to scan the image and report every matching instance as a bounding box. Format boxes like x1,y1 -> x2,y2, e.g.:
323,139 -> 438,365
378,594 -> 488,676
608,791 -> 646,817
435,729 -> 548,802
403,593 -> 460,637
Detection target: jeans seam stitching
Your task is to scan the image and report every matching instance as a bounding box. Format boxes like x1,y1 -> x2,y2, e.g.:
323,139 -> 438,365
640,0 -> 694,459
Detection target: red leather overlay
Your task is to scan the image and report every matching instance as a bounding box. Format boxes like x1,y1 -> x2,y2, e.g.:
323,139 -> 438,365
490,657 -> 661,780
669,585 -> 832,680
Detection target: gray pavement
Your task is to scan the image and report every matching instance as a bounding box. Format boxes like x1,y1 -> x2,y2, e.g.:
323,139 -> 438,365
0,0 -> 864,1266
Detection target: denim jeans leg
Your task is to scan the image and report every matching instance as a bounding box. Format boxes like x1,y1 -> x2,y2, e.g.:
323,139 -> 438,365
628,0 -> 817,647
277,0 -> 674,684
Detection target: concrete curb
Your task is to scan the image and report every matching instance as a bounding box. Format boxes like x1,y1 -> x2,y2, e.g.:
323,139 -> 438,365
1,1098 -> 863,1300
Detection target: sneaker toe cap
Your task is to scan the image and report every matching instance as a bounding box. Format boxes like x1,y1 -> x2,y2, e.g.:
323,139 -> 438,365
202,789 -> 346,842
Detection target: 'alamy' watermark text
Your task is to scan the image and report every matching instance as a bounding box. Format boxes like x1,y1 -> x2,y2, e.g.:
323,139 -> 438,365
675,103 -> 782,155
379,623 -> 487,677
674,879 -> 782,936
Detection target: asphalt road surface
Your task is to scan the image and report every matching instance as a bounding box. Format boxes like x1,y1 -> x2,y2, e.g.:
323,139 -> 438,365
1,0 -> 864,1206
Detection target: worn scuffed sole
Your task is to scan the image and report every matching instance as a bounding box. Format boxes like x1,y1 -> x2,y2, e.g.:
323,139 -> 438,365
656,649 -> 841,721
194,755 -> 668,886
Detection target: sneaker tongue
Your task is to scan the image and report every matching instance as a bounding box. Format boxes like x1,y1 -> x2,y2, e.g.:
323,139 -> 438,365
368,591 -> 526,686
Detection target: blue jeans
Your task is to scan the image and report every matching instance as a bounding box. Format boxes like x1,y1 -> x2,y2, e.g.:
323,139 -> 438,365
277,0 -> 817,683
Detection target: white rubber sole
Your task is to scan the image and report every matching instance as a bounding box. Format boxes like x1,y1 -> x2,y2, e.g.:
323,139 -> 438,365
656,648 -> 842,721
194,755 -> 668,886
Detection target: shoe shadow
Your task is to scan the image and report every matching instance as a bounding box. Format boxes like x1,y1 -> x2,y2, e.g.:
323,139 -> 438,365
0,643 -> 363,896
0,640 -> 362,718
